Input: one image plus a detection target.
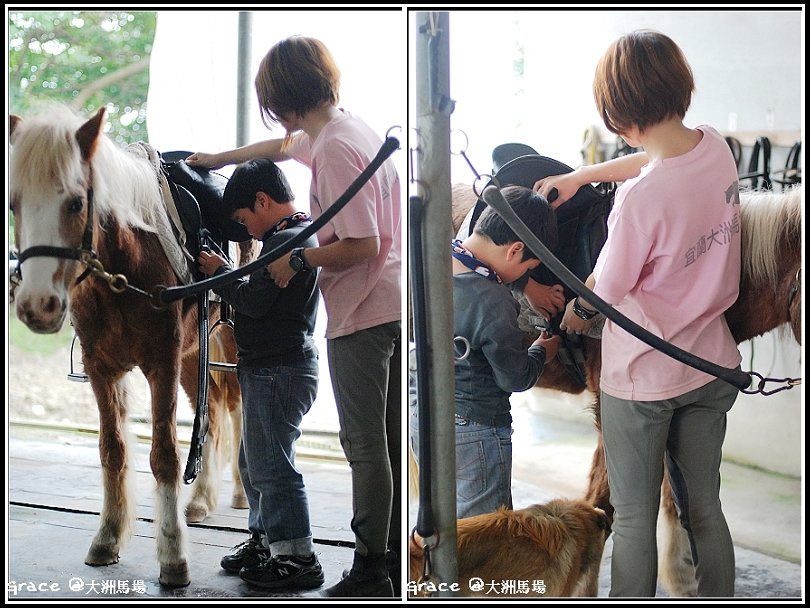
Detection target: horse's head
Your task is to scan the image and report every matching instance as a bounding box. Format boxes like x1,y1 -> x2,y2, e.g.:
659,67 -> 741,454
9,107 -> 106,333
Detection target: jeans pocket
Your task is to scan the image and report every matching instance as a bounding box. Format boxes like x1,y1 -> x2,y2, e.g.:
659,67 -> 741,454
455,439 -> 486,503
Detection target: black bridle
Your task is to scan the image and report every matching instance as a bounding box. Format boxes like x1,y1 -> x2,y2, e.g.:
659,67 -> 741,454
787,268 -> 801,311
15,187 -> 97,287
12,184 -> 151,299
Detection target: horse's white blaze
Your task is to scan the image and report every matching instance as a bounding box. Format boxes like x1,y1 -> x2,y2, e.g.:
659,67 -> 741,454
14,192 -> 74,330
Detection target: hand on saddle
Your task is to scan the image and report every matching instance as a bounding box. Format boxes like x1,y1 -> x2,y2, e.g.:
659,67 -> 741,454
523,279 -> 566,320
197,249 -> 227,276
533,172 -> 582,209
185,151 -> 225,170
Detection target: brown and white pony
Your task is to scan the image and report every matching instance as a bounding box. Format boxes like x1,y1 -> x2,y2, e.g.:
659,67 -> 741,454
9,106 -> 248,586
451,182 -> 802,596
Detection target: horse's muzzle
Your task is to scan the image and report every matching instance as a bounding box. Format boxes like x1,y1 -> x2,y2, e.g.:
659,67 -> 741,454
16,295 -> 67,334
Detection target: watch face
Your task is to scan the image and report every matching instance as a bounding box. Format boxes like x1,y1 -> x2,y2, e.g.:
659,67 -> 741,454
289,253 -> 303,272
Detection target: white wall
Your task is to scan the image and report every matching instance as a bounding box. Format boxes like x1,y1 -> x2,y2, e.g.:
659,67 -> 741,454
725,331 -> 802,477
443,9 -> 802,181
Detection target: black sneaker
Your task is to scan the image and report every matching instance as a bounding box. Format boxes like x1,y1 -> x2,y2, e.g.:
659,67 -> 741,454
220,532 -> 271,574
322,569 -> 394,598
239,553 -> 325,589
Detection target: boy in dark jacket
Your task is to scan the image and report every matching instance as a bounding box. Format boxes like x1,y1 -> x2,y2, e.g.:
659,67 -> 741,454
198,158 -> 322,590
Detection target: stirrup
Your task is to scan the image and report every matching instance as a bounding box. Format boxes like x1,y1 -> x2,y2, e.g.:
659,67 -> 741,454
67,333 -> 89,383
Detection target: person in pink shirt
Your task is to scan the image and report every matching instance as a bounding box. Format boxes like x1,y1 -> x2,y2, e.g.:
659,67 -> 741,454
188,36 -> 401,598
535,31 -> 741,597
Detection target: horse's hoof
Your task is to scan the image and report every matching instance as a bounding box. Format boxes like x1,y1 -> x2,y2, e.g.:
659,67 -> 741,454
184,503 -> 208,524
231,495 -> 249,510
159,562 -> 190,588
85,545 -> 119,566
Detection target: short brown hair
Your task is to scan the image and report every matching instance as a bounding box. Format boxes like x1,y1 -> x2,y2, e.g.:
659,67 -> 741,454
255,36 -> 341,128
593,30 -> 694,135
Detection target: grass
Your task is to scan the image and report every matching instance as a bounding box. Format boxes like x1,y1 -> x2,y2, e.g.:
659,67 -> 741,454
8,312 -> 75,356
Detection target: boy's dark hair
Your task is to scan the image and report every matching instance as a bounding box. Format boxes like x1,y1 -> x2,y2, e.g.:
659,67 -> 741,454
223,158 -> 295,213
593,30 -> 694,135
474,185 -> 557,261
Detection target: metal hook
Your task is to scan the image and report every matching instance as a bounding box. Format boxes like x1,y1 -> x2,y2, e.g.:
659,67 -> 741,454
454,336 -> 471,361
472,174 -> 493,199
740,370 -> 802,396
385,125 -> 403,144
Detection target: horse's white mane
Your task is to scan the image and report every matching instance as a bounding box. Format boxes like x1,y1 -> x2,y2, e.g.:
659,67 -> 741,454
739,185 -> 803,288
10,105 -> 159,233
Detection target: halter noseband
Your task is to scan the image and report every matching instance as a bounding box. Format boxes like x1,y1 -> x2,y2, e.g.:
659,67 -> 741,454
787,267 -> 801,311
15,187 -> 97,285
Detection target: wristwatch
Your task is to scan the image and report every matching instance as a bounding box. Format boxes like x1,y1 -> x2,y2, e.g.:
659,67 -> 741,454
288,247 -> 309,273
572,296 -> 599,320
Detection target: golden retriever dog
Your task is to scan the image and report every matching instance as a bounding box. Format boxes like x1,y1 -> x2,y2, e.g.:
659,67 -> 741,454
409,498 -> 610,597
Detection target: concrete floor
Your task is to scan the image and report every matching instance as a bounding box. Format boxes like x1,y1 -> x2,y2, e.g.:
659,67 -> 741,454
408,389 -> 803,600
6,426 -> 400,601
6,402 -> 803,602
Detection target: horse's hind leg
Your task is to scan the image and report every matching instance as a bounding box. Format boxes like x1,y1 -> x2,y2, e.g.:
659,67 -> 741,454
85,374 -> 136,566
226,382 -> 248,509
659,473 -> 698,597
143,364 -> 189,587
584,432 -> 614,520
179,351 -> 222,523
210,321 -> 247,509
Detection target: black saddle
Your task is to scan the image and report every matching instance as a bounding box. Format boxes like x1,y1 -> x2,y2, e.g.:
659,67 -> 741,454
159,151 -> 250,269
468,148 -> 614,304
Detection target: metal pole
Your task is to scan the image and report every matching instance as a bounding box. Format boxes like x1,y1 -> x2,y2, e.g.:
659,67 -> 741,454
413,11 -> 458,597
236,12 -> 253,147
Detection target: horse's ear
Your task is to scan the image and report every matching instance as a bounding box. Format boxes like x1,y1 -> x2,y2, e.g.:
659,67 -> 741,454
10,115 -> 22,144
75,108 -> 107,161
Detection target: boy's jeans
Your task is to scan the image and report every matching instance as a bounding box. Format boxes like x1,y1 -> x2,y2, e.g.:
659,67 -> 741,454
454,415 -> 513,519
409,403 -> 513,520
237,359 -> 318,557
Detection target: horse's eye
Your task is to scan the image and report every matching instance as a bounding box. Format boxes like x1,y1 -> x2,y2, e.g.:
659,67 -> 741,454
67,197 -> 84,214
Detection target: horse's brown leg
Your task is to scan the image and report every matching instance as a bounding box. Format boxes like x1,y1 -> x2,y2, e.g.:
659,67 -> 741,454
658,471 -> 698,597
178,351 -> 222,523
224,375 -> 247,510
85,373 -> 135,566
143,361 -> 189,588
211,322 -> 247,510
583,393 -> 614,521
583,432 -> 614,521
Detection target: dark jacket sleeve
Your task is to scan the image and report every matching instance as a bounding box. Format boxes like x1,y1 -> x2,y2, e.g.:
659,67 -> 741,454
476,292 -> 546,392
211,244 -> 282,319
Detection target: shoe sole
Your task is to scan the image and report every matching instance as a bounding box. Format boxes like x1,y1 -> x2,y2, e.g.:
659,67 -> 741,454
221,564 -> 242,575
240,572 -> 325,590
222,558 -> 267,575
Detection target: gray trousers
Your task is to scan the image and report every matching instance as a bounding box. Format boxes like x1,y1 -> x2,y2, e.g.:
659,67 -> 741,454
602,376 -> 739,597
327,321 -> 401,557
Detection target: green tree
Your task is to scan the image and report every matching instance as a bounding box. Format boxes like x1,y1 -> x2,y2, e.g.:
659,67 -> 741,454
8,10 -> 156,145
